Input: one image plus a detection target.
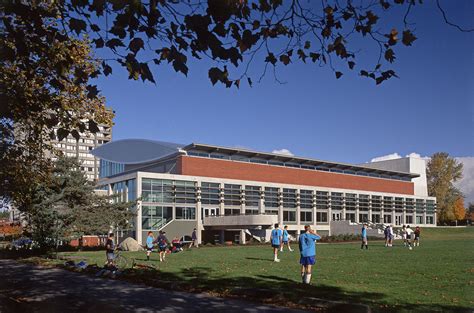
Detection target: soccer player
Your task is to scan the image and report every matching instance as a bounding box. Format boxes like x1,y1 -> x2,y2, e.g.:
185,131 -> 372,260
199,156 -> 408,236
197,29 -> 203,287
280,225 -> 294,252
405,225 -> 414,250
402,225 -> 407,246
384,225 -> 390,247
414,226 -> 421,247
388,225 -> 394,247
298,225 -> 321,284
156,231 -> 169,262
145,231 -> 154,261
270,223 -> 283,262
361,224 -> 368,250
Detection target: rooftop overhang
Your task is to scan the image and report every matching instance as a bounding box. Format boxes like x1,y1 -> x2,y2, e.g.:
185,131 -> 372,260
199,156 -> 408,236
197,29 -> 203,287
183,143 -> 419,179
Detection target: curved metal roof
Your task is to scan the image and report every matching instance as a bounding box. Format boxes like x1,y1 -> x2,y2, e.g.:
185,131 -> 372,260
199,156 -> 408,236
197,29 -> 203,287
91,139 -> 183,164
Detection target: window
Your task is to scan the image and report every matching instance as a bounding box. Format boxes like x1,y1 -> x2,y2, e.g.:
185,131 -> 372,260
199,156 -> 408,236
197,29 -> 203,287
300,190 -> 313,209
405,198 -> 414,212
359,194 -> 370,211
316,191 -> 329,210
371,214 -> 380,223
245,185 -> 260,207
174,181 -> 196,204
346,213 -> 355,222
224,184 -> 241,206
316,212 -> 328,223
384,215 -> 392,223
416,216 -> 424,224
245,208 -> 259,215
346,193 -> 357,210
426,216 -> 434,224
372,196 -> 382,211
383,197 -> 393,210
176,207 -> 196,220
264,187 -> 279,208
142,206 -> 172,230
300,211 -> 313,222
331,192 -> 343,210
224,208 -> 240,215
395,197 -> 404,210
426,200 -> 436,213
201,182 -> 220,205
282,188 -> 297,208
283,210 -> 296,222
416,199 -> 425,213
359,214 -> 369,223
406,215 -> 413,224
141,179 -> 173,203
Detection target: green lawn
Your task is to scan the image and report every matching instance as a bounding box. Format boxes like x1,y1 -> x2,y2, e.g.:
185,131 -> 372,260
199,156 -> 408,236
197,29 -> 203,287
55,227 -> 474,312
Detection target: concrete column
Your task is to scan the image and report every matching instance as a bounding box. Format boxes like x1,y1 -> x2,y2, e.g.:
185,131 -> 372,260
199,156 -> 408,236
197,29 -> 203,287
240,229 -> 246,244
423,210 -> 427,226
124,181 -> 129,202
392,208 -> 396,226
368,197 -> 373,223
219,183 -> 224,216
327,194 -> 332,236
342,194 -> 346,221
241,185 -> 246,214
259,187 -> 265,214
196,181 -> 202,245
296,189 -> 301,228
412,209 -> 416,226
278,187 -> 283,226
402,209 -> 407,225
107,184 -> 112,196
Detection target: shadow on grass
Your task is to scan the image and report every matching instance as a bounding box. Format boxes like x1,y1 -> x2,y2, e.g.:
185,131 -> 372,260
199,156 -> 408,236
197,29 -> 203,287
245,257 -> 275,262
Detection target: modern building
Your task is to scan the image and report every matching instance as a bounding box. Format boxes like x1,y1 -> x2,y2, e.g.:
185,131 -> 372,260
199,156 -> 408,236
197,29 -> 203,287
50,124 -> 112,181
92,139 -> 437,245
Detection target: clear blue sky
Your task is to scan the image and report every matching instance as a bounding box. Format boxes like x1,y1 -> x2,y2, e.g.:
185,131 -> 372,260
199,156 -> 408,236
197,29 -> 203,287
94,1 -> 473,164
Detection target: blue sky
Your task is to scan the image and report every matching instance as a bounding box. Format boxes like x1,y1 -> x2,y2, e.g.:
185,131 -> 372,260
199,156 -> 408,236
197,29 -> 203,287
94,1 -> 473,165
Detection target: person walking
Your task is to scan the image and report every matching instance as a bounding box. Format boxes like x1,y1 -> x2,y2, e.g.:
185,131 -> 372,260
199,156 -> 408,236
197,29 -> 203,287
406,225 -> 414,250
298,225 -> 321,284
189,228 -> 198,248
361,224 -> 368,250
388,225 -> 394,247
156,231 -> 169,262
280,225 -> 294,252
145,231 -> 154,261
384,225 -> 390,247
414,226 -> 421,247
402,225 -> 408,246
270,223 -> 283,262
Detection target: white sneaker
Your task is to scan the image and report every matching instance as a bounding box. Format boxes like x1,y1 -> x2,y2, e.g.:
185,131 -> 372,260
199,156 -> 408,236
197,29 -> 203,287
274,258 -> 280,262
289,249 -> 294,252
280,249 -> 283,252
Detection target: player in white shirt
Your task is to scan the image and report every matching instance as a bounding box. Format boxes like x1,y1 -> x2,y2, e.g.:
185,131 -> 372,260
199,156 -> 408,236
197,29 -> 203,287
405,225 -> 414,250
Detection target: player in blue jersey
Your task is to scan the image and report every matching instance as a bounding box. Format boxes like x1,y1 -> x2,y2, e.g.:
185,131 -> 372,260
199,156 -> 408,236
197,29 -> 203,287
145,231 -> 155,261
270,223 -> 283,262
280,225 -> 294,252
361,224 -> 368,250
298,225 -> 321,284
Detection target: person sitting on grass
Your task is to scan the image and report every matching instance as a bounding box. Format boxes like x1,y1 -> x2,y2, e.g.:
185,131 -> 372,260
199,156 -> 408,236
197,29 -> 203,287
145,231 -> 154,261
361,224 -> 368,250
171,236 -> 182,253
298,225 -> 321,284
280,225 -> 294,252
270,223 -> 283,262
105,233 -> 115,266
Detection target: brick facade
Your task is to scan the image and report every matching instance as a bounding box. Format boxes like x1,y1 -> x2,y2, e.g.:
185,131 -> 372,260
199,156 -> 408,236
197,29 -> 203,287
177,156 -> 414,195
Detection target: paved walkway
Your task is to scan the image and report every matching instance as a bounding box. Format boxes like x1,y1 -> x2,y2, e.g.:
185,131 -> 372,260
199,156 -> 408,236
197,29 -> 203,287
0,259 -> 307,313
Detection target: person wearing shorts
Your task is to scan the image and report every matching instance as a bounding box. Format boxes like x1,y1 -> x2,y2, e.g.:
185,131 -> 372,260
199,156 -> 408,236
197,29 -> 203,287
280,225 -> 293,252
105,233 -> 115,266
156,231 -> 169,262
270,223 -> 283,262
298,225 -> 321,284
361,224 -> 368,250
145,231 -> 154,261
406,225 -> 414,250
414,226 -> 421,246
388,225 -> 394,247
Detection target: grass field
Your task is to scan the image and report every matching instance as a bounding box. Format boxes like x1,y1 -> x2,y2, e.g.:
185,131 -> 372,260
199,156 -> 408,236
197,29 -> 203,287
52,227 -> 474,312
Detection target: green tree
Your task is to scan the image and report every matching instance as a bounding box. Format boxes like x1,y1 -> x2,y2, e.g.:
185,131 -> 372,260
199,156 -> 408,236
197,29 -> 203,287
426,152 -> 463,224
24,157 -> 135,250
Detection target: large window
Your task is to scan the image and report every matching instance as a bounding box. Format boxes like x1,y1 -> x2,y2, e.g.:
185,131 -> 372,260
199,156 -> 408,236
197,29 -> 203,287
175,181 -> 196,204
201,182 -> 220,205
127,179 -> 136,201
141,179 -> 173,203
359,194 -> 369,211
142,206 -> 172,230
345,193 -> 357,210
372,196 -> 382,211
264,187 -> 279,208
283,210 -> 296,222
300,210 -> 313,223
224,184 -> 241,206
395,197 -> 404,211
176,207 -> 196,220
245,185 -> 260,207
331,192 -> 343,210
426,200 -> 436,213
416,199 -> 425,213
383,197 -> 393,210
316,191 -> 329,210
316,212 -> 328,223
300,190 -> 313,209
282,188 -> 297,208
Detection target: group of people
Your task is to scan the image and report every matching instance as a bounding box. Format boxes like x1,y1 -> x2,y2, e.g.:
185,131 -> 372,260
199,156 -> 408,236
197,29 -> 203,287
382,224 -> 421,249
271,223 -> 321,285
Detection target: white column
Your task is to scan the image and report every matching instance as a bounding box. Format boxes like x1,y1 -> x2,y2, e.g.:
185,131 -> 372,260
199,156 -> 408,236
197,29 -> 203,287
240,229 -> 246,244
196,181 -> 202,244
278,188 -> 283,226
259,186 -> 265,214
296,189 -> 301,227
136,175 -> 142,244
241,185 -> 246,214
